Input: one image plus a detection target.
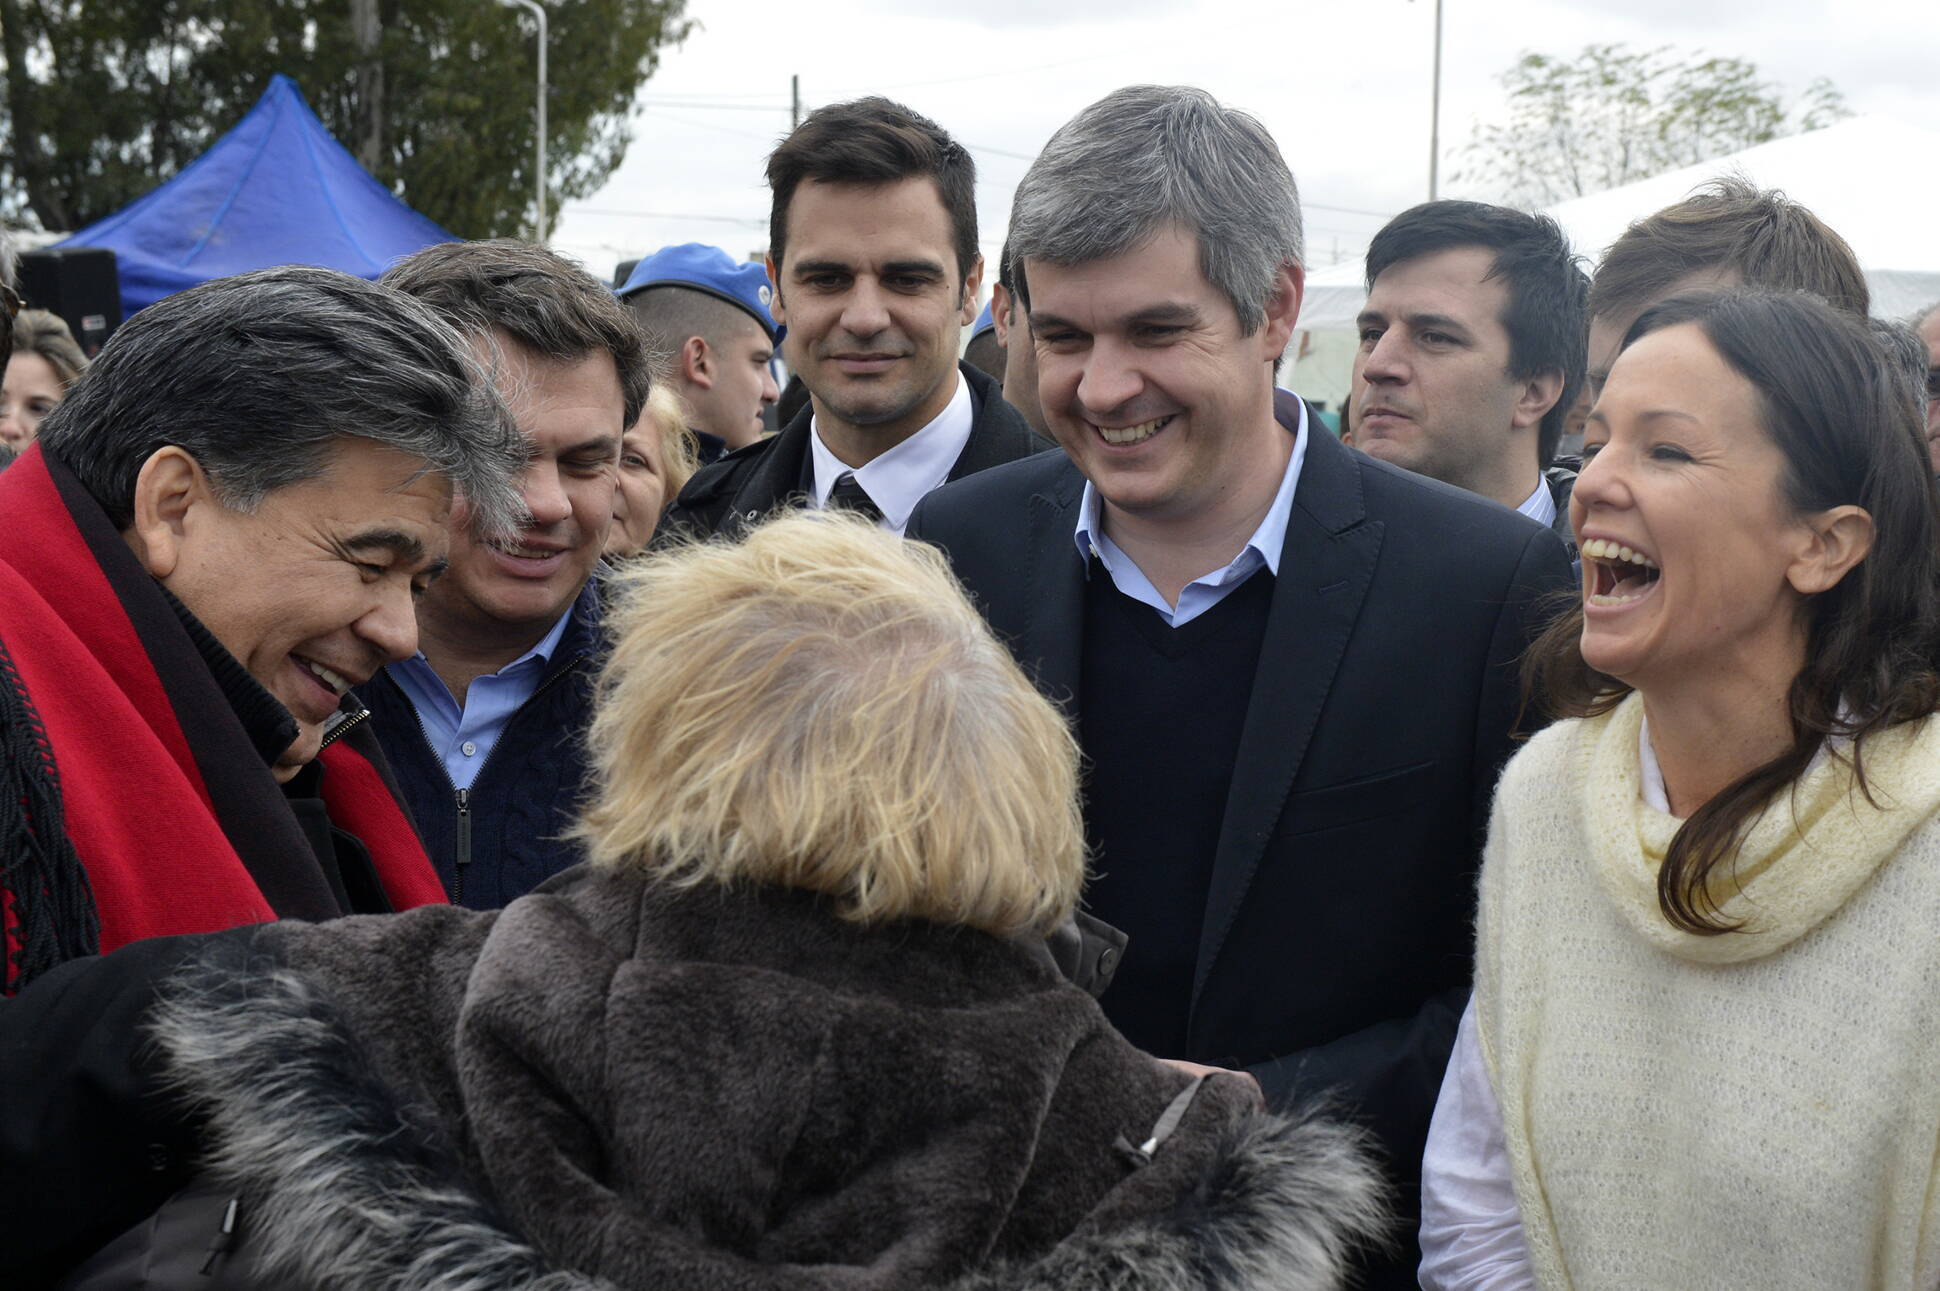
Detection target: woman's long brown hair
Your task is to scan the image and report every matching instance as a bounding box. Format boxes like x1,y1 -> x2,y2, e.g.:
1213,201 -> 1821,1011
1524,289 -> 1940,934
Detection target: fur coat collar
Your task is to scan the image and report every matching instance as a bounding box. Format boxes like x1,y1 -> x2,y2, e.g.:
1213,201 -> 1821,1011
153,866 -> 1385,1289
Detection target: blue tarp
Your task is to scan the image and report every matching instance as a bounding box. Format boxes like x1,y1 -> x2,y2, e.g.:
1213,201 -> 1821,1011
59,74 -> 455,314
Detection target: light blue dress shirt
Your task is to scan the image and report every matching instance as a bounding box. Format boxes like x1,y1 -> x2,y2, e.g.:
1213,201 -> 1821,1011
1071,399 -> 1309,628
1515,477 -> 1557,528
385,604 -> 575,791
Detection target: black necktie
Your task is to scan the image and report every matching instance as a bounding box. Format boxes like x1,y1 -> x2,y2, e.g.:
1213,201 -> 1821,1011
826,473 -> 882,523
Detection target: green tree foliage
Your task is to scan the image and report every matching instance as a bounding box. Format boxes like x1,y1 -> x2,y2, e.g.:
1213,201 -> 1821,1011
1457,44 -> 1850,207
0,0 -> 692,237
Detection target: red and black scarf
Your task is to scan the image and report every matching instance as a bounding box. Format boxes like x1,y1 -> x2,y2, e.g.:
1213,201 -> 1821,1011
0,444 -> 445,991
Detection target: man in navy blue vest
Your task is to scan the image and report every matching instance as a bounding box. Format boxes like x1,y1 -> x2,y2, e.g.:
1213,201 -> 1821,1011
358,240 -> 654,908
905,87 -> 1572,1288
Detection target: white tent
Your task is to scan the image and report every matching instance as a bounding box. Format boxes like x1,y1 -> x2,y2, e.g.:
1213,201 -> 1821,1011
1290,115 -> 1940,405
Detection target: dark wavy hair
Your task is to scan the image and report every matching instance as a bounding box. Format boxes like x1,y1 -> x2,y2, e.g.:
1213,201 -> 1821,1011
766,97 -> 978,288
1525,288 -> 1940,933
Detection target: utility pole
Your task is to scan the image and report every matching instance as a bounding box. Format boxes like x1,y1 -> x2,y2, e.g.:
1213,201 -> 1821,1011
791,74 -> 801,130
1428,0 -> 1444,199
349,0 -> 385,174
495,0 -> 548,243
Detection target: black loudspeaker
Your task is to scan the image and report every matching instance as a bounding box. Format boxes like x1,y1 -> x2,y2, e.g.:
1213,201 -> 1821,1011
18,246 -> 122,356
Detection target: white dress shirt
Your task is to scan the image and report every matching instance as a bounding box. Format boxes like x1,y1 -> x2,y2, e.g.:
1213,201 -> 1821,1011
1070,400 -> 1308,628
808,375 -> 974,536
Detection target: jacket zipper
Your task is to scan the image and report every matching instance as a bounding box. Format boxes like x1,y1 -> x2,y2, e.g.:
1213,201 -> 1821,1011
394,656 -> 586,906
453,787 -> 472,902
317,702 -> 370,752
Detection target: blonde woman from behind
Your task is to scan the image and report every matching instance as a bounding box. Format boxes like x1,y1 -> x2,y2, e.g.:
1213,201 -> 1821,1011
66,511 -> 1390,1291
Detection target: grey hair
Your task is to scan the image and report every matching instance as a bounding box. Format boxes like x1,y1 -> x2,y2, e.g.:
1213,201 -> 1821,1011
1913,300 -> 1940,333
37,265 -> 527,539
1872,317 -> 1931,427
1007,85 -> 1303,335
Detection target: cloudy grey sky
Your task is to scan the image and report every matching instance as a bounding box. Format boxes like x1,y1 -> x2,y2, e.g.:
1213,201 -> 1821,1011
549,0 -> 1940,285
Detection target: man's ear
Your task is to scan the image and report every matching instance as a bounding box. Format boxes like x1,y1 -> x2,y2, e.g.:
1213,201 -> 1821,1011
991,282 -> 1015,348
1788,504 -> 1875,596
125,446 -> 207,579
765,255 -> 785,328
958,252 -> 985,325
1511,368 -> 1567,431
1259,261 -> 1305,357
682,335 -> 715,389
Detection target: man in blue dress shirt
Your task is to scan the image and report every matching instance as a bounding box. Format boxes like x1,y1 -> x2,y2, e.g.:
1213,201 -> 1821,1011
356,240 -> 655,907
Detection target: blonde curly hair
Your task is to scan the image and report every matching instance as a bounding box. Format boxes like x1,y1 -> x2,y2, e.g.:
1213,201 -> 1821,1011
575,511 -> 1086,936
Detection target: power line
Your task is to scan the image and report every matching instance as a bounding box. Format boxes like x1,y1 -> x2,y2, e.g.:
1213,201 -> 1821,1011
960,141 -> 1037,163
640,109 -> 779,143
638,99 -> 788,112
819,55 -> 1115,96
635,89 -> 790,103
562,207 -> 767,227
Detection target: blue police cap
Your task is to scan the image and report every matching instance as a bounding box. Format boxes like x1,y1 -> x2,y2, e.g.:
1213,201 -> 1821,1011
617,243 -> 779,342
969,300 -> 995,340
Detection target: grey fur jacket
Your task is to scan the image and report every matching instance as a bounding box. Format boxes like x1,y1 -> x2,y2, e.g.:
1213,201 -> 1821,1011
135,866 -> 1386,1290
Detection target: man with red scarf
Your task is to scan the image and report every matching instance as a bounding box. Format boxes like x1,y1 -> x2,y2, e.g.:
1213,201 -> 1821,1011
0,265 -> 527,993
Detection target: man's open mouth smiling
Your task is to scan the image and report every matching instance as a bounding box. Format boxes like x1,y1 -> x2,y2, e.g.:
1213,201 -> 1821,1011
1094,414 -> 1176,446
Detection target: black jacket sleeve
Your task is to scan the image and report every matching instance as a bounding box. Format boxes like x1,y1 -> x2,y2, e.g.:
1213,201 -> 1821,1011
0,931 -> 243,1285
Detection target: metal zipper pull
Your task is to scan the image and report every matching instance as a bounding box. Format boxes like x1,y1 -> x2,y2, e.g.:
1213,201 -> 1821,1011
199,1196 -> 241,1274
454,786 -> 472,903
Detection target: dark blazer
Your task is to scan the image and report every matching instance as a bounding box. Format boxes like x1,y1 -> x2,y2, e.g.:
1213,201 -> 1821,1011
906,395 -> 1572,1286
1544,460 -> 1579,554
659,361 -> 1051,540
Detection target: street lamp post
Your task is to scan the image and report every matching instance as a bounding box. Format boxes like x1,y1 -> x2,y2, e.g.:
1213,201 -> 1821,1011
495,0 -> 548,243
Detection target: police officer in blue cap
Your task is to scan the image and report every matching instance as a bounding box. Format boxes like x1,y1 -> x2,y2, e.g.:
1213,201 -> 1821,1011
619,243 -> 781,464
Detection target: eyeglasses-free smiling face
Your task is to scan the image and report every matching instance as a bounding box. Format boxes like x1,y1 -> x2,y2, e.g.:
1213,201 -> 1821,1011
770,177 -> 980,456
421,339 -> 623,643
1574,322 -> 1841,692
1025,224 -> 1299,531
136,437 -> 453,779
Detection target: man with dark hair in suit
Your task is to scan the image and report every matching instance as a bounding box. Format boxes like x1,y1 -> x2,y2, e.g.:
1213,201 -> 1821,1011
906,85 -> 1572,1289
662,96 -> 1047,540
1354,201 -> 1589,551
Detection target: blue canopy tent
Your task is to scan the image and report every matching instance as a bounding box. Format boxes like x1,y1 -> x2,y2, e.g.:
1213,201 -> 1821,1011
59,74 -> 454,315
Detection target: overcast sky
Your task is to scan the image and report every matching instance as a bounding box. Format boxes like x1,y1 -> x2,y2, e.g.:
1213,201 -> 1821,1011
548,0 -> 1940,288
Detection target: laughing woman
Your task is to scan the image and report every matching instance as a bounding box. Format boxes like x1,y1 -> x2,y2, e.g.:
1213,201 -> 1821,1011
1419,289 -> 1940,1289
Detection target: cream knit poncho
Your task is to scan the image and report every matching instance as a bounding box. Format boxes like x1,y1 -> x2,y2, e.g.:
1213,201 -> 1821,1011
1475,692 -> 1940,1289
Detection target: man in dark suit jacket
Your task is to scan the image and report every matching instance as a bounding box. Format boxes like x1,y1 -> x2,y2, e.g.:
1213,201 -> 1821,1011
661,96 -> 1048,542
905,86 -> 1572,1289
665,359 -> 1044,539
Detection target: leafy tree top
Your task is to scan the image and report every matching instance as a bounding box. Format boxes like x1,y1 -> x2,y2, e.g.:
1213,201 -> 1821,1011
0,0 -> 692,238
1456,44 -> 1849,208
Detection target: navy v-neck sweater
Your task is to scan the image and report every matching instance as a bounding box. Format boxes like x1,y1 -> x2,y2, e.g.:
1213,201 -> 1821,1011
1077,566 -> 1274,1057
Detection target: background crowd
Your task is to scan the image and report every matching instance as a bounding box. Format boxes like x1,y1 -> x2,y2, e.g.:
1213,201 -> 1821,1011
1,72 -> 1938,1291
